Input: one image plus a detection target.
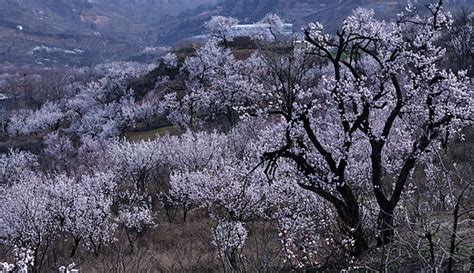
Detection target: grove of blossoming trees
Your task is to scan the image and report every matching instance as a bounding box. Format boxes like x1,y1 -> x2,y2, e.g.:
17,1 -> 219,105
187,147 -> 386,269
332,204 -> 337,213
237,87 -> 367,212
157,1 -> 472,269
8,102 -> 64,136
0,1 -> 472,272
6,62 -> 156,139
297,2 -> 472,250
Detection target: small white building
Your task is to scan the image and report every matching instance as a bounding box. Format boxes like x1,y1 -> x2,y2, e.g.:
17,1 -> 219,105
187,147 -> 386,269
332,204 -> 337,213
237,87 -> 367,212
0,93 -> 10,100
231,23 -> 293,37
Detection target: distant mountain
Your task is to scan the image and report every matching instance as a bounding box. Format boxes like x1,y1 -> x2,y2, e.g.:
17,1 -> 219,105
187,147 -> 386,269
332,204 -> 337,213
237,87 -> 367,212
218,0 -> 473,30
0,0 -> 471,66
0,0 -> 218,66
0,0 -> 130,66
154,0 -> 473,44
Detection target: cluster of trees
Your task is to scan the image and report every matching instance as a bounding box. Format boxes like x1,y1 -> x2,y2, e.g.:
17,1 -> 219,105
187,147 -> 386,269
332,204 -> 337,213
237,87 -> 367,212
159,3 -> 473,270
0,1 -> 472,272
5,62 -> 157,139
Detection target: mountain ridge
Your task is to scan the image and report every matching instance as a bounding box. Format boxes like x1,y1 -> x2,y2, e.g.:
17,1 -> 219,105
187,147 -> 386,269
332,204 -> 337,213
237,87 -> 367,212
0,0 -> 471,66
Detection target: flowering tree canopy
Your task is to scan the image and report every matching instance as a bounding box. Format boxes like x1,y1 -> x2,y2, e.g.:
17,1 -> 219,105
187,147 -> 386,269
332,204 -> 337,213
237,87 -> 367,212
204,16 -> 239,45
258,2 -> 473,254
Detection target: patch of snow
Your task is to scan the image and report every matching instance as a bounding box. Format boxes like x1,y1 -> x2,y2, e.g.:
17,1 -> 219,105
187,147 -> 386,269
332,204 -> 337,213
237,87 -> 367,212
29,45 -> 84,55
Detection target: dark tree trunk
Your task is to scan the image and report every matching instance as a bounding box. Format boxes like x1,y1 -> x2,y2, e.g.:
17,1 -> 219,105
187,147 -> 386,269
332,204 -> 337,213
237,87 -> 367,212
377,206 -> 395,246
447,182 -> 468,273
352,224 -> 369,256
334,196 -> 368,256
69,237 -> 81,258
300,183 -> 369,256
183,205 -> 188,223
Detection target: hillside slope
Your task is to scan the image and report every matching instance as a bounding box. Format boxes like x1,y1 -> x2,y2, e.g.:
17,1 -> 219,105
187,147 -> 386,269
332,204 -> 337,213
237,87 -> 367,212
0,0 -> 219,65
0,0 -> 471,65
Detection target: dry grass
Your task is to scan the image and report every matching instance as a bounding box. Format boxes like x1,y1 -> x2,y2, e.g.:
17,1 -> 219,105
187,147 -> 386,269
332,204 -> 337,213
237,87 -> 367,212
73,206 -> 288,272
78,208 -> 218,273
